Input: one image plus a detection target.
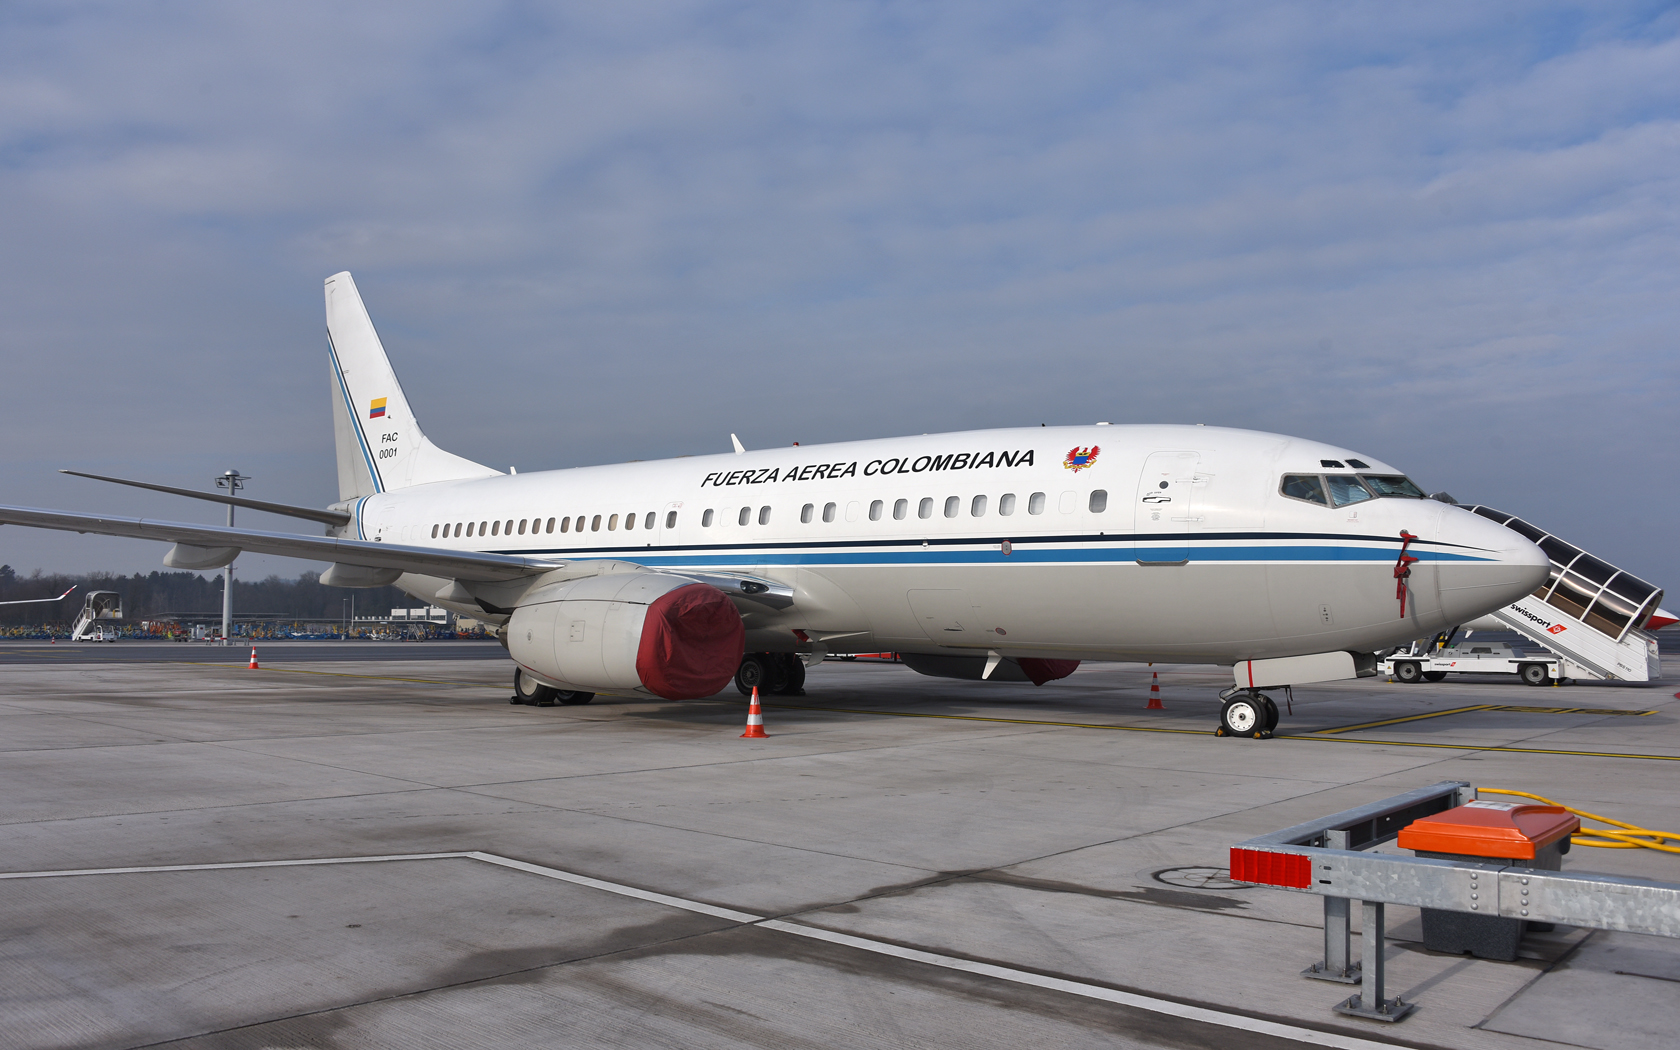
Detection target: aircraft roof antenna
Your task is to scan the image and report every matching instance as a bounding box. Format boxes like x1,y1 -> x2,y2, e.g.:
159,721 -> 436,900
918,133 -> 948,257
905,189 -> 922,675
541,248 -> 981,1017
730,434 -> 746,455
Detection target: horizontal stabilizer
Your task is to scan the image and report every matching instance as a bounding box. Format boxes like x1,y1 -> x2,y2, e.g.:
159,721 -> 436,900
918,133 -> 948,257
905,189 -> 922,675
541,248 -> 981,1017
60,470 -> 351,527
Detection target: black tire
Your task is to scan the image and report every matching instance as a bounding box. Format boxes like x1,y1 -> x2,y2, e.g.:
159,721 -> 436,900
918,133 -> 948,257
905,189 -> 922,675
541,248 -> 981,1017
555,690 -> 595,705
735,654 -> 770,696
1422,671 -> 1448,682
1221,695 -> 1264,736
1394,661 -> 1424,684
1262,695 -> 1280,733
1520,663 -> 1550,687
512,668 -> 556,706
774,654 -> 806,696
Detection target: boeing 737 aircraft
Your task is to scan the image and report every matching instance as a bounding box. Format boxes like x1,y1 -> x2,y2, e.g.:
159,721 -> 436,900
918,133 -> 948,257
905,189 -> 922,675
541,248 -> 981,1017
1,273 -> 1555,737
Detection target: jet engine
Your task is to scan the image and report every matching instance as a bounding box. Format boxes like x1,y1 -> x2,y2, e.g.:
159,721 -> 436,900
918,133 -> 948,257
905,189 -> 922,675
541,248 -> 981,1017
506,573 -> 745,700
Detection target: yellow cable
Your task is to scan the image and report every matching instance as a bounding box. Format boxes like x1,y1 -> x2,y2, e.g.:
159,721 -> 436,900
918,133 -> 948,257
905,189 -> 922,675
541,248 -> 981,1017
1480,788 -> 1680,854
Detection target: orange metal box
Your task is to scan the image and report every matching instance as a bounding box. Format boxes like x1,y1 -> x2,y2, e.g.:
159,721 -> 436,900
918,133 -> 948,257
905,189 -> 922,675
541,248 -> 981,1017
1397,800 -> 1579,860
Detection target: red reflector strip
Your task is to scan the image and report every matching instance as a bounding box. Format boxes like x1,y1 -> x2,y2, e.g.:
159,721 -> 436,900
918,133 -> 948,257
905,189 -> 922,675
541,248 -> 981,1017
1228,847 -> 1311,888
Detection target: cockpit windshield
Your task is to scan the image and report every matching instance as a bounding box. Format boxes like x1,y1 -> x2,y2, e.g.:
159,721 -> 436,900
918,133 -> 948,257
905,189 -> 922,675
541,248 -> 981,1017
1279,472 -> 1428,508
1324,475 -> 1374,507
1360,475 -> 1426,499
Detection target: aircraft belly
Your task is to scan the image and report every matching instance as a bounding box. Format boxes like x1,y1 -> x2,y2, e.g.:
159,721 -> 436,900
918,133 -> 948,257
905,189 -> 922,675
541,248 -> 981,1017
808,562 -> 1283,660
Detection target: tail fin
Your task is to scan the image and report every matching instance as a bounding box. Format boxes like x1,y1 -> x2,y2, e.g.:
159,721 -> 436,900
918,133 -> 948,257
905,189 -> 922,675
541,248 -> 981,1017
324,272 -> 501,500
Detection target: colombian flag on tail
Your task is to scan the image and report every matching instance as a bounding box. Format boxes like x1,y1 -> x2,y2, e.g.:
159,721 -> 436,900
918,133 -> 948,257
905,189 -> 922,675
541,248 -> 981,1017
369,398 -> 387,418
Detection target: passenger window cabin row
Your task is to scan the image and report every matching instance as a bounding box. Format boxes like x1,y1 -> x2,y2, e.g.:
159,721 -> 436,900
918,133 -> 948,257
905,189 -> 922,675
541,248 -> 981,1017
702,490 -> 1109,527
427,491 -> 1113,542
431,510 -> 680,539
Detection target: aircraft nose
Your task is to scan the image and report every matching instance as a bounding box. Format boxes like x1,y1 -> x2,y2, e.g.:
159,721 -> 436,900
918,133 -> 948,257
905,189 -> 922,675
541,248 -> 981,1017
1431,506 -> 1550,625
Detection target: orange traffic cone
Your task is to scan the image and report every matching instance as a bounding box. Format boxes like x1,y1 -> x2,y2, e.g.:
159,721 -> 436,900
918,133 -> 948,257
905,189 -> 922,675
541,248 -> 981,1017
740,686 -> 768,738
1147,671 -> 1164,709
248,646 -> 260,670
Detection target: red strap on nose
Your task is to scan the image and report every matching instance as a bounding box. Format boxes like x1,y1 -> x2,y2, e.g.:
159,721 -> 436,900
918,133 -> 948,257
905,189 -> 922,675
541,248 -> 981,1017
1394,531 -> 1419,618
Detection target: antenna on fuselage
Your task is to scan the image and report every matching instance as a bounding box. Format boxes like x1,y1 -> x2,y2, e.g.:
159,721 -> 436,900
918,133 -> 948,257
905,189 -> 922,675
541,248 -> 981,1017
730,434 -> 746,455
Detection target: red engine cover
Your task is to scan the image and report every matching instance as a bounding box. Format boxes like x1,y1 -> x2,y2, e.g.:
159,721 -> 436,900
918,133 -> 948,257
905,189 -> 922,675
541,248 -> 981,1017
635,583 -> 746,700
1017,657 -> 1080,686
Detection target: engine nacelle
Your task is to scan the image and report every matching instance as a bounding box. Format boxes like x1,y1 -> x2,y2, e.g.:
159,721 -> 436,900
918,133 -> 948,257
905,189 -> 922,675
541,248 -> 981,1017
506,573 -> 745,700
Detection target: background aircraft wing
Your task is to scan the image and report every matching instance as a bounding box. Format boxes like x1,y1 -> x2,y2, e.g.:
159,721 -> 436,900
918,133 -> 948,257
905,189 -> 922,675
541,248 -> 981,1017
0,585 -> 77,606
0,505 -> 562,583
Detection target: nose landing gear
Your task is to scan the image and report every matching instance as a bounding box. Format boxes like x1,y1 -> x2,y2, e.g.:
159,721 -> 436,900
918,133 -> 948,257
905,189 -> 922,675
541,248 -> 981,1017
1216,689 -> 1278,738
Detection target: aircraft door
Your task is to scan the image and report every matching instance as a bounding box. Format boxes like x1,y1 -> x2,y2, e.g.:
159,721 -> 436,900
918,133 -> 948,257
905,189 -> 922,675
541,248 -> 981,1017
1135,452 -> 1200,563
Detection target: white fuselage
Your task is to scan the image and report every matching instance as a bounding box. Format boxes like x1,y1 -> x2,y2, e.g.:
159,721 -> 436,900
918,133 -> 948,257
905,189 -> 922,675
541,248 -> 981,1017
348,424 -> 1547,665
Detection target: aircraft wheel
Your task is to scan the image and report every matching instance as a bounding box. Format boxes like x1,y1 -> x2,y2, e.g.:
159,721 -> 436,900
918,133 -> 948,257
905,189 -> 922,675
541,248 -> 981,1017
1393,660 -> 1424,684
1262,695 -> 1280,733
1220,695 -> 1264,737
512,668 -> 556,707
1519,663 -> 1550,687
1422,671 -> 1448,682
555,690 -> 595,705
774,653 -> 806,696
735,654 -> 771,696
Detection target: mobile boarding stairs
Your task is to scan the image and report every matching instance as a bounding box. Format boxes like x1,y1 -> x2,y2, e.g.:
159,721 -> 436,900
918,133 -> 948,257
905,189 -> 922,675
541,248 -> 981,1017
1459,505 -> 1664,683
69,591 -> 122,642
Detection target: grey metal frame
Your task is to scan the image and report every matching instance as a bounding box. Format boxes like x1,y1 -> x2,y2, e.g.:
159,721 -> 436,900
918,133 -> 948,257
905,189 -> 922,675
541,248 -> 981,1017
1232,781 -> 1680,1022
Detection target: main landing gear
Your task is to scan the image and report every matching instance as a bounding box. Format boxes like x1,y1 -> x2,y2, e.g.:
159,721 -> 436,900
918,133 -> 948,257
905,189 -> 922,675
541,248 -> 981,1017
735,652 -> 806,697
510,667 -> 594,707
1217,689 -> 1279,739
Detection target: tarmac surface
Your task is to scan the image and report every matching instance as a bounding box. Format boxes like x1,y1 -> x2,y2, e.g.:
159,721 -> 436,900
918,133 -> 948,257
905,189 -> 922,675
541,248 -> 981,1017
1,640 -> 1676,1049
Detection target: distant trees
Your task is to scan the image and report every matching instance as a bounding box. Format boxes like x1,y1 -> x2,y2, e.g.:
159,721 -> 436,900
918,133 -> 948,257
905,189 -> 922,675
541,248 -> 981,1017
0,566 -> 415,626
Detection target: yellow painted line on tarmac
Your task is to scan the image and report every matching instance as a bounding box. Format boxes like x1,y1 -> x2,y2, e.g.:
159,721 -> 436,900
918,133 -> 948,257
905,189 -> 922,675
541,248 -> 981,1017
763,701 -> 1214,736
763,701 -> 1680,760
1283,734 -> 1680,762
1314,704 -> 1499,734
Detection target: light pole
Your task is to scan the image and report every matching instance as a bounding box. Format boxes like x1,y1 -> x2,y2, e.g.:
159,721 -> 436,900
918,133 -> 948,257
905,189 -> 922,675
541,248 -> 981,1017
214,470 -> 249,646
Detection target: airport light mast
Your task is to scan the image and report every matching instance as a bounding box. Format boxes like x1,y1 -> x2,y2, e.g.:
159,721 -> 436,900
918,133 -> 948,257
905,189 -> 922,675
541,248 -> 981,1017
214,470 -> 248,646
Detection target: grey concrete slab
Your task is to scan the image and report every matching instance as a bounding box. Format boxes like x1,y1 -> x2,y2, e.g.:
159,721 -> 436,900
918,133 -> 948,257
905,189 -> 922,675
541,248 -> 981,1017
1481,932 -> 1680,1050
0,650 -> 1675,1048
0,743 -> 430,825
0,858 -> 732,1050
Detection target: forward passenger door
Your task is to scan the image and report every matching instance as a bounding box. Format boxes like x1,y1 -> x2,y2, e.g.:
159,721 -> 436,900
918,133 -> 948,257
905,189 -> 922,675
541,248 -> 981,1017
1134,451 -> 1200,563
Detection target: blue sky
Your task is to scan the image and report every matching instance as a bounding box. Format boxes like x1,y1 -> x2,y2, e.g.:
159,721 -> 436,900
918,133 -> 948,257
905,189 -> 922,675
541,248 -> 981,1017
1,2 -> 1676,591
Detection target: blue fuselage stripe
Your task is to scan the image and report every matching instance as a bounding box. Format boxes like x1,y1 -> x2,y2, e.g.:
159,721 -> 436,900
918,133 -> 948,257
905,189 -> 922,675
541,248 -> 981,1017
475,543 -> 1492,567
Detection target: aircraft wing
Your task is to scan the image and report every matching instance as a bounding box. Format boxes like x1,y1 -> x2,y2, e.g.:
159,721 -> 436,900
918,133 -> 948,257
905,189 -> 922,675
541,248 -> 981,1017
0,586 -> 76,606
0,504 -> 563,583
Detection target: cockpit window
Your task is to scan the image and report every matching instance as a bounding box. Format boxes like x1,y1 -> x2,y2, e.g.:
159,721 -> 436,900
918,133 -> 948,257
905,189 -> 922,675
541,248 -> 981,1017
1346,459 -> 1370,469
1360,474 -> 1426,499
1280,474 -> 1329,506
1324,475 -> 1375,507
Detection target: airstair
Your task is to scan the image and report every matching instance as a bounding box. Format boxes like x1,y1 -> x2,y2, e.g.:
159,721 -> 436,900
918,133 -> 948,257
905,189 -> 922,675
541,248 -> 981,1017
1464,506 -> 1663,682
70,591 -> 123,641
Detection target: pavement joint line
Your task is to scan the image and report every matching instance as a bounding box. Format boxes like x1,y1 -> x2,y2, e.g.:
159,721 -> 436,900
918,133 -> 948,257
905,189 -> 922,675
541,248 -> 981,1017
183,662 -> 503,687
0,851 -> 1410,1050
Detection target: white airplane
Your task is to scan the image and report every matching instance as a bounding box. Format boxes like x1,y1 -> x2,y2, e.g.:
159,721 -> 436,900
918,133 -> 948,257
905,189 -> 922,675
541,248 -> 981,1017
1,273 -> 1550,737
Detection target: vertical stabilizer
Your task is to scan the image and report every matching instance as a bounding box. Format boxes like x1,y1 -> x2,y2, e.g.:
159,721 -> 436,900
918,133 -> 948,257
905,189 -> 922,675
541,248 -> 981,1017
324,272 -> 501,500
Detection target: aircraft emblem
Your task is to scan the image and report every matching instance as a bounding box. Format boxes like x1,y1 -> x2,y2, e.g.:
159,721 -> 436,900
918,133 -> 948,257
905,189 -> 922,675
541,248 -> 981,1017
1063,445 -> 1100,472
369,397 -> 387,419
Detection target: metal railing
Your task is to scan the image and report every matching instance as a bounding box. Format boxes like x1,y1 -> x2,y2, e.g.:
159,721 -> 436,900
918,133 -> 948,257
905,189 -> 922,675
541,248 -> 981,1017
1230,782 -> 1680,1022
